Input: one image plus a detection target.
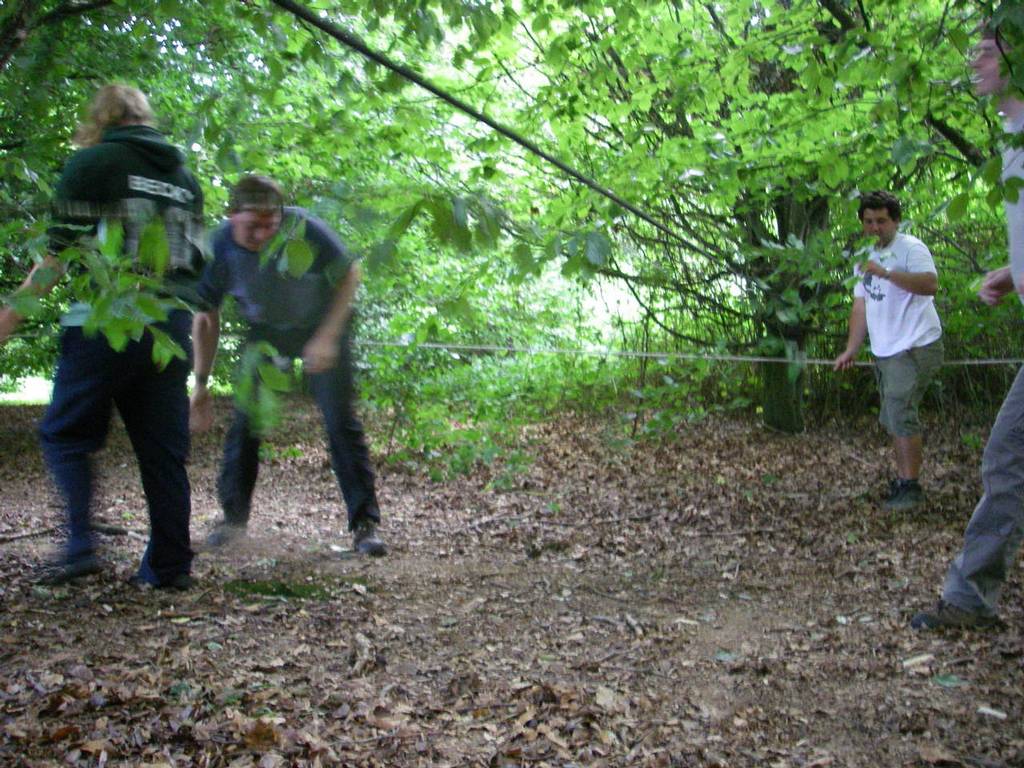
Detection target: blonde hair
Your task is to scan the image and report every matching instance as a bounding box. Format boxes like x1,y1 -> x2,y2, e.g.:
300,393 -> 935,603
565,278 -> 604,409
73,84 -> 155,147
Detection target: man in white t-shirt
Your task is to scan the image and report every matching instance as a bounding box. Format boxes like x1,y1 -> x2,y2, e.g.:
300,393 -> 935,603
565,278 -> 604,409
911,26 -> 1024,630
834,191 -> 944,510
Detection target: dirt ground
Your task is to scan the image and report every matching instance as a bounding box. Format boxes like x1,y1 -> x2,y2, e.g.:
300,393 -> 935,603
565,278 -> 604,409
1,398 -> 1022,767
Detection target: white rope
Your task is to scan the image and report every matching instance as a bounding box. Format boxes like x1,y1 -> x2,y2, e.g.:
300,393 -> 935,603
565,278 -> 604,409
356,339 -> 1024,368
5,330 -> 1022,367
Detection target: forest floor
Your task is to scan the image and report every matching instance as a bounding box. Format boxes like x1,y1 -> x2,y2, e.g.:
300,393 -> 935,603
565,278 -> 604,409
1,398 -> 1022,768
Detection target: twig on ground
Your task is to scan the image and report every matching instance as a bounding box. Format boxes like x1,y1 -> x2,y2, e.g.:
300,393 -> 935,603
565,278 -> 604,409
0,526 -> 60,544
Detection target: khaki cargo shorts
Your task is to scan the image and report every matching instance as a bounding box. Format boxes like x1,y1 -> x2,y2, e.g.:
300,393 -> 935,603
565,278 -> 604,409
874,338 -> 944,437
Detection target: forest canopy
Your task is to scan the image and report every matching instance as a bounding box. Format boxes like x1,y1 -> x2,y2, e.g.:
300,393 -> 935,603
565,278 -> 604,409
2,0 -> 1023,444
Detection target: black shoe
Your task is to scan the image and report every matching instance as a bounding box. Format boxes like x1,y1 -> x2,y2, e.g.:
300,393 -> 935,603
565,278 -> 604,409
204,521 -> 247,549
910,600 -> 1002,631
352,519 -> 387,557
37,555 -> 102,585
884,479 -> 924,511
130,572 -> 195,591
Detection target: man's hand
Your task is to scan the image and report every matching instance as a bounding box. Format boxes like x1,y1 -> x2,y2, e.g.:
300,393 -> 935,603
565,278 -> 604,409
302,334 -> 339,374
189,385 -> 214,433
0,307 -> 20,347
860,259 -> 888,278
833,349 -> 858,371
978,266 -> 1015,306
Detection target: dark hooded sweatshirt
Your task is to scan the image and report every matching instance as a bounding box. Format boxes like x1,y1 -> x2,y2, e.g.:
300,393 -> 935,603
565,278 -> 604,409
50,125 -> 205,323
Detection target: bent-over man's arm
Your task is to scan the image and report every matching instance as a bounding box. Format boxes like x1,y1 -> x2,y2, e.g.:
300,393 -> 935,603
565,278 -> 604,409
189,308 -> 220,432
302,262 -> 361,374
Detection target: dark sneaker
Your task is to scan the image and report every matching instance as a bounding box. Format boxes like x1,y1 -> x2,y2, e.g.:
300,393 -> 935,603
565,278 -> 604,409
884,479 -> 924,511
204,521 -> 247,549
910,600 -> 1002,631
37,555 -> 102,585
352,519 -> 387,557
162,573 -> 195,591
130,572 -> 195,591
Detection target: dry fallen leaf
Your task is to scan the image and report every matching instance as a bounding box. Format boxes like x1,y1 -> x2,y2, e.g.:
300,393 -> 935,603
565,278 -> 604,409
245,720 -> 281,750
918,743 -> 962,765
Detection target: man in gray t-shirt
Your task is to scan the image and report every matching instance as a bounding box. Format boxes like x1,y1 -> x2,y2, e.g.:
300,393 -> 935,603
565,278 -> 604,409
911,26 -> 1024,630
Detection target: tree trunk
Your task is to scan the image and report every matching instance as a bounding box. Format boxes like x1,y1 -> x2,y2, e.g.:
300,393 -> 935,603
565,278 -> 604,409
761,340 -> 805,433
744,195 -> 828,433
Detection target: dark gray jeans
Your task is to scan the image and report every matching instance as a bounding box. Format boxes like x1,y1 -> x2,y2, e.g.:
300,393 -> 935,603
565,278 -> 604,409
942,366 -> 1024,615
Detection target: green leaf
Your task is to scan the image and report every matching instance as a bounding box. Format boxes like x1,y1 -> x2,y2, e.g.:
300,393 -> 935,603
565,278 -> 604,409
1005,176 -> 1024,203
982,155 -> 1004,186
148,326 -> 186,369
283,238 -> 315,278
512,242 -> 535,276
99,221 -> 125,262
103,325 -> 129,352
6,293 -> 42,318
892,136 -> 931,171
388,201 -> 423,240
380,71 -> 407,93
429,196 -> 453,242
30,265 -> 61,291
946,193 -> 969,221
774,307 -> 798,325
258,361 -> 292,392
134,293 -> 169,322
439,294 -> 473,319
561,253 -> 594,280
366,239 -> 397,273
475,200 -> 501,248
820,157 -> 849,187
931,674 -> 966,689
138,216 -> 170,275
584,231 -> 611,267
453,197 -> 469,230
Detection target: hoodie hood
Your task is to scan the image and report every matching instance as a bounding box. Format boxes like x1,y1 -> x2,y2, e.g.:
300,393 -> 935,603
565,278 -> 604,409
101,125 -> 186,171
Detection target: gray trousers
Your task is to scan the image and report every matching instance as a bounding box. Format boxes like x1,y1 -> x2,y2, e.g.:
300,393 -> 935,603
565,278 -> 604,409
942,366 -> 1024,615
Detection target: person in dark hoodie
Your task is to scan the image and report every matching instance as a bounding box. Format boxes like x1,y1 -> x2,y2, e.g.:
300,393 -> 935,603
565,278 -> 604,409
0,84 -> 205,588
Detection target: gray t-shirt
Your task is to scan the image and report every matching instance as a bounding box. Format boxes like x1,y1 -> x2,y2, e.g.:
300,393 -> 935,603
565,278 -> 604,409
1003,115 -> 1024,297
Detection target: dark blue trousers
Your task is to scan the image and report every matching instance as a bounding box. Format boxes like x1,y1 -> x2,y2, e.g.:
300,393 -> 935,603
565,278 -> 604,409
217,339 -> 380,531
38,311 -> 193,584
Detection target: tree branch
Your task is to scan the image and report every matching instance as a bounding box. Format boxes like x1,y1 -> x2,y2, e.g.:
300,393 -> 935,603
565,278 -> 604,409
925,113 -> 986,167
38,0 -> 114,26
1,0 -> 114,74
817,0 -> 858,32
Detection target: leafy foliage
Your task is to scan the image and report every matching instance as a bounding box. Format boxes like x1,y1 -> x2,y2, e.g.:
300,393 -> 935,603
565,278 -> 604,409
1,0 -> 1023,451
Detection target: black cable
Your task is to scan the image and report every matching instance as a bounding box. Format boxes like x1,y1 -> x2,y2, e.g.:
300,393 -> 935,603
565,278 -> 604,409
267,0 -> 693,249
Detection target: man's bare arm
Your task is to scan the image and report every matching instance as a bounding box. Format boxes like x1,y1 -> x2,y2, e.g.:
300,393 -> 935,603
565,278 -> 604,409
302,263 -> 360,374
0,255 -> 63,345
189,308 -> 221,432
